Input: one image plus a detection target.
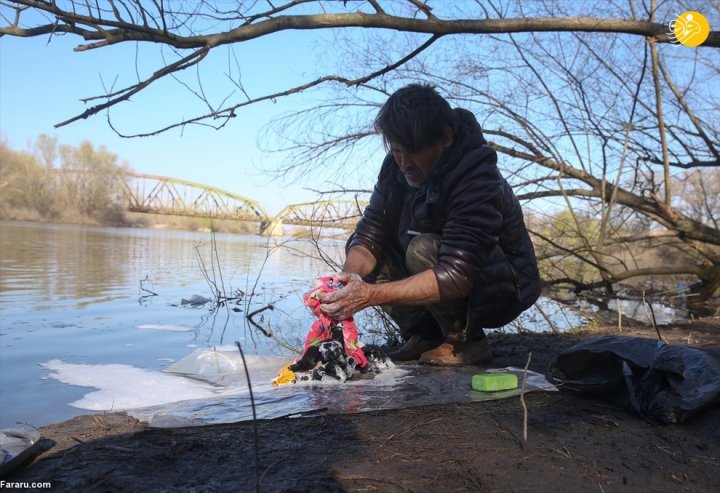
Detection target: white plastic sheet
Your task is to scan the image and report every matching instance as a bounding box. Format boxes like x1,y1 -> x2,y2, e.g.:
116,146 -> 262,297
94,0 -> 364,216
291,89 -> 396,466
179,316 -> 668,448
125,348 -> 556,427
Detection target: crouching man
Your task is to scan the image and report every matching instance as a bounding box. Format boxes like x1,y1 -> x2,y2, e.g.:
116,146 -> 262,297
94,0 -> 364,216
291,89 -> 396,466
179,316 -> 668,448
318,83 -> 541,366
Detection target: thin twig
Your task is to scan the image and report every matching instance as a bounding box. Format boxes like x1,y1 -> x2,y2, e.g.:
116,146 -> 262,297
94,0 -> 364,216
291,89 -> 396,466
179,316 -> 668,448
648,4 -> 672,206
246,311 -> 271,337
209,215 -> 229,300
236,341 -> 260,492
534,302 -> 559,334
521,351 -> 532,448
193,230 -> 243,312
105,34 -> 442,137
379,417 -> 443,448
258,455 -> 286,487
139,275 -> 158,296
266,321 -> 302,355
195,242 -> 220,299
246,304 -> 275,320
641,290 -> 665,342
243,239 -> 283,314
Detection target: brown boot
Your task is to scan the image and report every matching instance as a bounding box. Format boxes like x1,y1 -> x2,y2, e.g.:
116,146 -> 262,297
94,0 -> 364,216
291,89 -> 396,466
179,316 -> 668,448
419,338 -> 493,366
388,334 -> 443,362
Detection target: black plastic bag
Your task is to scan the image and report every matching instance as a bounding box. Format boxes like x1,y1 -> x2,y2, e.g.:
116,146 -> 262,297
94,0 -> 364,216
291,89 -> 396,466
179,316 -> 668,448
548,335 -> 720,424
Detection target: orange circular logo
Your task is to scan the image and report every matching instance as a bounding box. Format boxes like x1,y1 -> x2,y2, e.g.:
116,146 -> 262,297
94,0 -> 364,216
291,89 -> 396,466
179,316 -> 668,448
670,11 -> 710,47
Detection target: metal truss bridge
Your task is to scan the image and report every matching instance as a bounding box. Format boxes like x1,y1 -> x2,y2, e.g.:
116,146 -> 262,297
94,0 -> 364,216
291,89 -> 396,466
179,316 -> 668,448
54,170 -> 367,234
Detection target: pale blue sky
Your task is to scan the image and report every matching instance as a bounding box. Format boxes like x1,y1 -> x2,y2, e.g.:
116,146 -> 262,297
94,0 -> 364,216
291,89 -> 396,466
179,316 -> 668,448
0,25 -> 369,215
3,4 -> 714,218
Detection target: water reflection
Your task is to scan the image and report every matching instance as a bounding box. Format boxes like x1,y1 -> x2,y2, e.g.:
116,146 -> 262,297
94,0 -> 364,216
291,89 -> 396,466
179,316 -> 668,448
0,222 -> 343,311
0,220 -> 686,429
0,221 -> 345,428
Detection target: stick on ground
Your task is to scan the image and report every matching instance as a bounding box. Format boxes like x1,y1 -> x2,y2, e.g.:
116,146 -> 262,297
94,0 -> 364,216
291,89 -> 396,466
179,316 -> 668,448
521,351 -> 532,447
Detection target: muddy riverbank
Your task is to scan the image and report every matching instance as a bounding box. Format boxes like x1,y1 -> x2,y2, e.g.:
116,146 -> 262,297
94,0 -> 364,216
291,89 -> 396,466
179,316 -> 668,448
7,318 -> 720,492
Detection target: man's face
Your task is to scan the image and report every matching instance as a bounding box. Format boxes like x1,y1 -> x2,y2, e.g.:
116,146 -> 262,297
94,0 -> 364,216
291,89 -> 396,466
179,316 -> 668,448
389,129 -> 453,188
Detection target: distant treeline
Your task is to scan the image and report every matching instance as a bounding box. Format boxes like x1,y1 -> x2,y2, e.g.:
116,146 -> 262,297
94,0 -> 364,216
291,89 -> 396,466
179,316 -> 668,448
0,136 -> 256,233
2,136 -> 717,298
0,135 -> 129,225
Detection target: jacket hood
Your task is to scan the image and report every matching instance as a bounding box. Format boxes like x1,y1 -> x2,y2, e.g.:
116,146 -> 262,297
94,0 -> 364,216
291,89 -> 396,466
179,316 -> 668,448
452,108 -> 487,147
424,108 -> 487,202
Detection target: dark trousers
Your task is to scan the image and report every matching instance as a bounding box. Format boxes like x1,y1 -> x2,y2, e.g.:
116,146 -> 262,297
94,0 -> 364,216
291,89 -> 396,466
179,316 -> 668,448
356,234 -> 486,344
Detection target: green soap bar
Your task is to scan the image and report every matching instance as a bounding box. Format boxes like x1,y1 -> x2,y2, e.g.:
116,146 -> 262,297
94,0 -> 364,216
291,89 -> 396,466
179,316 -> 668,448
472,373 -> 519,392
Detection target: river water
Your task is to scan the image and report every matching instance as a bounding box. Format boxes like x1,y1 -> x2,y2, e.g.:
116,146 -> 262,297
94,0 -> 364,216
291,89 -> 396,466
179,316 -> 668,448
0,221 -> 353,428
1,221 -> 602,429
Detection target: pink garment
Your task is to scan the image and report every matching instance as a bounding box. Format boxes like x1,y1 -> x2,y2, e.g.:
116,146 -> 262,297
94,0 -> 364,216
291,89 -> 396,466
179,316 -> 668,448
301,276 -> 368,368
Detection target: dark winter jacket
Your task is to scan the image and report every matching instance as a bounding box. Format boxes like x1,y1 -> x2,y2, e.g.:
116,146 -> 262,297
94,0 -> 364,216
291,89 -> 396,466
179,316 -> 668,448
350,108 -> 541,328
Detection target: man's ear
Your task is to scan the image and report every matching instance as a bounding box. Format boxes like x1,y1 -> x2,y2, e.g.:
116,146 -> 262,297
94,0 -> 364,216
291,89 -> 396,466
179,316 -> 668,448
442,126 -> 454,148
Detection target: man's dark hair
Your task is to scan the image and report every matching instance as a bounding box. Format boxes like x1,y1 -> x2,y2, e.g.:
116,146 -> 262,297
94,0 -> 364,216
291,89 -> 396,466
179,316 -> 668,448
374,83 -> 454,153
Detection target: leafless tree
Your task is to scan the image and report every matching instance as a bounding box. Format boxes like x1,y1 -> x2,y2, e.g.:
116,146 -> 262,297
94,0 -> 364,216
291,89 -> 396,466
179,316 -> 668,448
1,1 -> 717,134
261,0 -> 720,304
2,1 -> 719,304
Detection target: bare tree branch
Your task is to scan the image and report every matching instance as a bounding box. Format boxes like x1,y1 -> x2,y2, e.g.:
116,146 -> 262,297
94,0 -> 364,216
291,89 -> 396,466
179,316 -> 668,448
2,1 -> 718,133
493,142 -> 720,247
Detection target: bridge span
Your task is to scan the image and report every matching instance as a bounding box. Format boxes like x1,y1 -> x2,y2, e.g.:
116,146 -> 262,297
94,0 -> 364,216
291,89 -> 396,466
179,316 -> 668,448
54,169 -> 367,234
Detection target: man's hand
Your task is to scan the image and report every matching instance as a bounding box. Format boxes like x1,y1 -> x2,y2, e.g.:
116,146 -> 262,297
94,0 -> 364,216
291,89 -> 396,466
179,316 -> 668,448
318,272 -> 372,320
317,268 -> 442,320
